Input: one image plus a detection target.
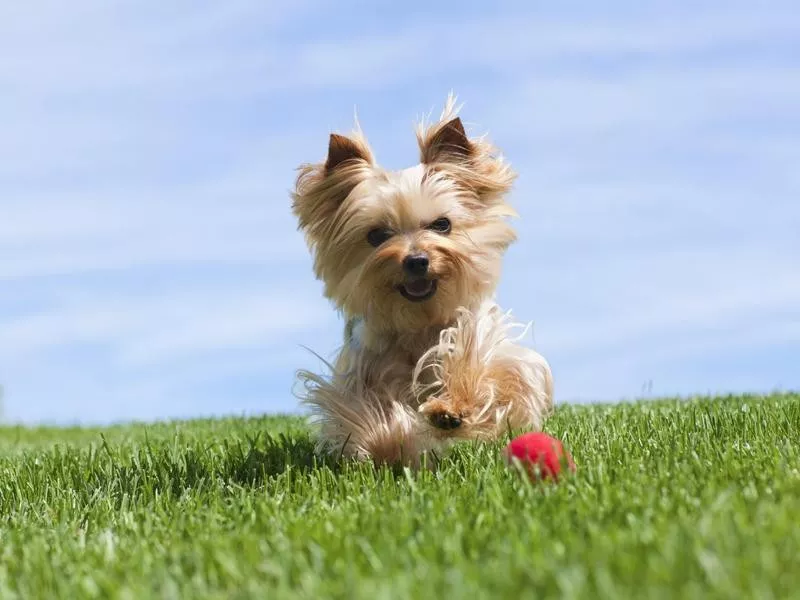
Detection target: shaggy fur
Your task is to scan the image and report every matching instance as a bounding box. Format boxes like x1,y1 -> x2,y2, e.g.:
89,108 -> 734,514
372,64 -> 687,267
291,95 -> 553,467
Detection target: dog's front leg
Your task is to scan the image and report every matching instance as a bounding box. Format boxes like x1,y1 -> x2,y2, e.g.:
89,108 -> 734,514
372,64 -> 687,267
297,364 -> 443,467
419,347 -> 553,438
416,306 -> 554,440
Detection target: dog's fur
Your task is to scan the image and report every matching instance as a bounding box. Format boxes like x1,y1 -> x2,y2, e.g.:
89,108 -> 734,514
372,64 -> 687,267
291,96 -> 553,467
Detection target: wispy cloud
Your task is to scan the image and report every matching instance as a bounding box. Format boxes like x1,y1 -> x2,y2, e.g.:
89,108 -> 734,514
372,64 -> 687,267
261,7 -> 800,90
0,285 -> 328,360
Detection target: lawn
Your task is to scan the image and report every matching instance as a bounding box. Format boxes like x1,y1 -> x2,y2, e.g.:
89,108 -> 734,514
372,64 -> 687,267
1,393 -> 799,599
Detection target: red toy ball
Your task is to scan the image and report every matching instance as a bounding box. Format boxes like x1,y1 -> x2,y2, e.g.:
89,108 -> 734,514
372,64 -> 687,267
504,432 -> 576,481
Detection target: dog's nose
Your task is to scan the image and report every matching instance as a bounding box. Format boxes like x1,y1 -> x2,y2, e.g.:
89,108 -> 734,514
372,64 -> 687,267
403,253 -> 429,276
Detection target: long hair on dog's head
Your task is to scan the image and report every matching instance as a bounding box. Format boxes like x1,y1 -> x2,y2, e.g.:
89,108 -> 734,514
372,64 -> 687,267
292,96 -> 518,334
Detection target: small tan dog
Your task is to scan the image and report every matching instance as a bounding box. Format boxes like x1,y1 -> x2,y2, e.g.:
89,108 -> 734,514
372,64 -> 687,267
291,96 -> 553,467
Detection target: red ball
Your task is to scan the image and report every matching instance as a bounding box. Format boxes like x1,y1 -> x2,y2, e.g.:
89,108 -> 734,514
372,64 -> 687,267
504,432 -> 576,481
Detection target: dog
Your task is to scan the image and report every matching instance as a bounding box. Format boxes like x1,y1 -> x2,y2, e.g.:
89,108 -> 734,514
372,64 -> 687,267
291,96 -> 553,467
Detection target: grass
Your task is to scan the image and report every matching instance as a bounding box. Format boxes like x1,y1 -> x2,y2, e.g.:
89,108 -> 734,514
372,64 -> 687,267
1,393 -> 799,599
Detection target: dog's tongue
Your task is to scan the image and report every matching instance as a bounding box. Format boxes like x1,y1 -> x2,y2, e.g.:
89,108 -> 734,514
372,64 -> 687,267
405,279 -> 432,297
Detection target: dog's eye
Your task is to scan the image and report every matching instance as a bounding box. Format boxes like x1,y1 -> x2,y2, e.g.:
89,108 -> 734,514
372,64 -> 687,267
367,228 -> 393,247
427,217 -> 451,234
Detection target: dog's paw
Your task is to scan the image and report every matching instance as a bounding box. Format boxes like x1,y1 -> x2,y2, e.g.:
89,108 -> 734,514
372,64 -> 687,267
428,411 -> 462,430
419,398 -> 465,431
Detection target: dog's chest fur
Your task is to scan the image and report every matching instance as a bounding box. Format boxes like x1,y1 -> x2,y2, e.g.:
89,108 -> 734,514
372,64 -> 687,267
340,317 -> 447,403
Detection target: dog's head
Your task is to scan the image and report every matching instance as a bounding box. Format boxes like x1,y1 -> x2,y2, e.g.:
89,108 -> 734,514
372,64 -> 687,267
291,97 -> 518,333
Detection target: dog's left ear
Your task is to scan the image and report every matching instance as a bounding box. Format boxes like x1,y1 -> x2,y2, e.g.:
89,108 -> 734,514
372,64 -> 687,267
419,117 -> 474,164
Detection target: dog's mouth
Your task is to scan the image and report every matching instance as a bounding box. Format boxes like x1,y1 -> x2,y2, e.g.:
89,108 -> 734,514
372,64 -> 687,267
397,278 -> 438,302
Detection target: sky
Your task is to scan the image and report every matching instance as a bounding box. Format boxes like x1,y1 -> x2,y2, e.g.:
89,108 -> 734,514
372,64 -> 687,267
1,1 -> 798,425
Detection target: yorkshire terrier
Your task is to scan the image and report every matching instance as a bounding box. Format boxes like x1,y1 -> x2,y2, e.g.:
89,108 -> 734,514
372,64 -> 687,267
291,96 -> 553,467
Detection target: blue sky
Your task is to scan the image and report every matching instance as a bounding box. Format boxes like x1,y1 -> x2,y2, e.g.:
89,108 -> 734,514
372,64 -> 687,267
1,1 -> 798,425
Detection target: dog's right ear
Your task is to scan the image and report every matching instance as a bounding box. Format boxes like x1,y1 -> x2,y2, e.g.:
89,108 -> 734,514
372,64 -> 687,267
419,117 -> 473,165
292,131 -> 375,238
325,133 -> 372,173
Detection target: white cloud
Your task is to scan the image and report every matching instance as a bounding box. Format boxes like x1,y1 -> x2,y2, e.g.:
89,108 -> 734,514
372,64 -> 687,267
490,66 -> 800,147
262,8 -> 800,91
553,316 -> 800,403
531,262 -> 800,355
0,1 -> 314,95
0,198 -> 307,279
0,129 -> 321,278
0,283 -> 331,361
115,294 -> 331,367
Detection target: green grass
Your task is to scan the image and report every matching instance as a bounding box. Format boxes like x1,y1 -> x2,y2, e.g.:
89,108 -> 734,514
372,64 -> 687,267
1,393 -> 799,599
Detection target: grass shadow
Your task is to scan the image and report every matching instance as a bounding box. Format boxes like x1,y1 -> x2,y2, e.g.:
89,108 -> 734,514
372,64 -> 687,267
81,430 -> 336,504
216,431 -> 336,486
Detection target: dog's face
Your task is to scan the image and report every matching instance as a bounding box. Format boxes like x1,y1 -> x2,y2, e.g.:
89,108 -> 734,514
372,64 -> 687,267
292,101 -> 518,333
